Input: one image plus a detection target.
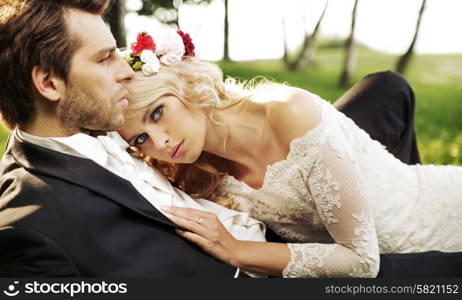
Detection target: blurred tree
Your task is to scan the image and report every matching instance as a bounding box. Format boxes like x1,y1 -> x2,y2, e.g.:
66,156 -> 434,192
290,0 -> 328,71
339,0 -> 359,87
223,0 -> 230,61
138,0 -> 180,27
138,0 -> 211,28
396,0 -> 427,74
282,17 -> 291,67
105,0 -> 127,47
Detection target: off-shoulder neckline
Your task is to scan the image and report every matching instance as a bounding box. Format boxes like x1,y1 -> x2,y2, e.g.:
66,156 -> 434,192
223,97 -> 330,192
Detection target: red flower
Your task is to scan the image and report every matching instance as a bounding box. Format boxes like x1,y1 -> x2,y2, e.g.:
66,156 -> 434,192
131,32 -> 156,56
177,30 -> 195,58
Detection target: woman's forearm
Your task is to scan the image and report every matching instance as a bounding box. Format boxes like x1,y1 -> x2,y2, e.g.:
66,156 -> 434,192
232,240 -> 291,277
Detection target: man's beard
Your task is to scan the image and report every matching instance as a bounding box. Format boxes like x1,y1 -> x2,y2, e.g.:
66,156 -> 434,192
57,83 -> 124,134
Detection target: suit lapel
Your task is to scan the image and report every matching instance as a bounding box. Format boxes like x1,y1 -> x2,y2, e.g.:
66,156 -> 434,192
10,137 -> 180,229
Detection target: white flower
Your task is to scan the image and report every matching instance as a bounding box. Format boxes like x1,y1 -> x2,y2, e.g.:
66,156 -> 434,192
141,61 -> 160,76
156,28 -> 185,58
140,50 -> 157,64
140,50 -> 160,76
159,53 -> 182,66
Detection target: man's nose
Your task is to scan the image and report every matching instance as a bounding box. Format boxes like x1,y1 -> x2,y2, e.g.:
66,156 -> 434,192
116,56 -> 135,83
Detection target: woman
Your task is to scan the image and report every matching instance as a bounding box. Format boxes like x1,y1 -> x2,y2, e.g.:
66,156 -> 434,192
119,31 -> 462,278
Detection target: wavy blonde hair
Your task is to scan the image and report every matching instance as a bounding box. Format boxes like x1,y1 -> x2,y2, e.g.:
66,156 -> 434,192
125,60 -> 263,209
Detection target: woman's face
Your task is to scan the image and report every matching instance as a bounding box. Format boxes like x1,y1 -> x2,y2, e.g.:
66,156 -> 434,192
119,95 -> 207,164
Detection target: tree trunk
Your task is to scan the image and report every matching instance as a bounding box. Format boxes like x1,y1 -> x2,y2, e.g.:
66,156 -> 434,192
292,0 -> 329,70
396,0 -> 426,74
223,0 -> 230,61
107,0 -> 127,48
339,0 -> 359,87
282,17 -> 291,67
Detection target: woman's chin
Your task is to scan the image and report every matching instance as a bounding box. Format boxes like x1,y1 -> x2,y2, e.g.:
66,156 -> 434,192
181,154 -> 201,164
180,158 -> 198,164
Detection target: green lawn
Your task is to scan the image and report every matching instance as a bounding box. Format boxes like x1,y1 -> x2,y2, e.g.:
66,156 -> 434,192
218,46 -> 462,166
1,44 -> 461,165
0,129 -> 8,155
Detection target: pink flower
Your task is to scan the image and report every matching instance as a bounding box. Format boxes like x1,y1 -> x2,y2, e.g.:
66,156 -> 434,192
155,29 -> 185,58
159,53 -> 182,66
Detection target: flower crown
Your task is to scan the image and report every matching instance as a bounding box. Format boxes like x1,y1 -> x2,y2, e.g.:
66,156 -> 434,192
124,29 -> 196,76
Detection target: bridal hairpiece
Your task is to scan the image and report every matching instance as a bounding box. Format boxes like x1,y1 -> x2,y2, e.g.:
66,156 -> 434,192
123,29 -> 196,76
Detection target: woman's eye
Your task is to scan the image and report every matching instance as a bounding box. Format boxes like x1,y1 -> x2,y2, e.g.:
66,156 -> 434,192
152,105 -> 163,122
135,133 -> 149,145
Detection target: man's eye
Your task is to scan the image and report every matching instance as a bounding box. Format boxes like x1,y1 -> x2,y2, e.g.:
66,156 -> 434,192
135,133 -> 149,145
98,54 -> 112,63
152,105 -> 163,122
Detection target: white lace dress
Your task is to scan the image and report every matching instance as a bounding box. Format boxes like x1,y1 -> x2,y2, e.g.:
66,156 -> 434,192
213,95 -> 462,278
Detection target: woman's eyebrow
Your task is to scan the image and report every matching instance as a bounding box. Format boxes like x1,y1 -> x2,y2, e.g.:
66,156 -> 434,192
142,106 -> 152,123
126,106 -> 154,144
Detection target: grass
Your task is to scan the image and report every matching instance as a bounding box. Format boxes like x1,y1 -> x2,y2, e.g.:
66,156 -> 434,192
0,129 -> 8,155
218,45 -> 462,166
1,43 -> 461,165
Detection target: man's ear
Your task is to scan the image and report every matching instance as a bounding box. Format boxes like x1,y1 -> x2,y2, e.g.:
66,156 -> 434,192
31,66 -> 66,102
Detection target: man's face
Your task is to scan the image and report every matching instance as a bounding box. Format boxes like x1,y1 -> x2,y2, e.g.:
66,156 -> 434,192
58,9 -> 134,133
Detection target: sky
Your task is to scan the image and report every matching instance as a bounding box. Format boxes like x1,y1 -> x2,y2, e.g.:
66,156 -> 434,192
124,0 -> 462,61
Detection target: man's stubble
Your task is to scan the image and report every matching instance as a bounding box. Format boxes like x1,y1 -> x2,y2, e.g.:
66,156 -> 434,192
57,82 -> 124,134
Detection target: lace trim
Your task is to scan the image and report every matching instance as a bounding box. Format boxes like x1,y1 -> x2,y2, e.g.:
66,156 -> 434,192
308,158 -> 342,224
283,243 -> 338,278
348,212 -> 380,278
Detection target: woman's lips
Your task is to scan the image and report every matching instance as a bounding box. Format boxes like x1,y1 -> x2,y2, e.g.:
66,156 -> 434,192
170,140 -> 185,158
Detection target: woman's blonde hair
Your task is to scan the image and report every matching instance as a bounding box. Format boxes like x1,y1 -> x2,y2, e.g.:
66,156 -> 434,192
125,60 -> 260,209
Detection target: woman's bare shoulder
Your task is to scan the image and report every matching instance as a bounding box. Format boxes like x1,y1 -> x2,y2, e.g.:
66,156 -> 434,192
266,87 -> 322,144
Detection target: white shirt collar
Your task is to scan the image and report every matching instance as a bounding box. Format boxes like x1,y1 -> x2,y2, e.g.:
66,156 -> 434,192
15,129 -> 175,195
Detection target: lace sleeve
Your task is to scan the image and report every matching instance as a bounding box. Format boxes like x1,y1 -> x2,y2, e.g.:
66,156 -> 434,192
282,139 -> 380,278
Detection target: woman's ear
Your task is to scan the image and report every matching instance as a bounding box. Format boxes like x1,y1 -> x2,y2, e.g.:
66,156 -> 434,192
31,66 -> 66,102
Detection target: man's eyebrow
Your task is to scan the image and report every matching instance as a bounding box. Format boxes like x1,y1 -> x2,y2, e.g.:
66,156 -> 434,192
93,46 -> 116,58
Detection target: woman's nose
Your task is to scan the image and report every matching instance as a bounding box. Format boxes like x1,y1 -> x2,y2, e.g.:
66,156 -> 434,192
152,132 -> 169,150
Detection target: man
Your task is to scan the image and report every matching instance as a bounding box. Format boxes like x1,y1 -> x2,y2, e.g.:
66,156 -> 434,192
0,0 -> 460,278
0,0 -> 264,277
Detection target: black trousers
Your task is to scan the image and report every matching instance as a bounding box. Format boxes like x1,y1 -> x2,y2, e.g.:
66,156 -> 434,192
335,70 -> 420,164
334,71 -> 462,277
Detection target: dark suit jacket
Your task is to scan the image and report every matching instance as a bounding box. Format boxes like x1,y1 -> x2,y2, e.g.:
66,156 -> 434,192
0,135 -> 238,277
3,133 -> 460,278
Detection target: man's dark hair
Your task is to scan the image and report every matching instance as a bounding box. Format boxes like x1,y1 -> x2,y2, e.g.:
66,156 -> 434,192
0,0 -> 111,129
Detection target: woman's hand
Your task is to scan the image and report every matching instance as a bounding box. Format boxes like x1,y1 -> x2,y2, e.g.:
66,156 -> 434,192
161,206 -> 243,267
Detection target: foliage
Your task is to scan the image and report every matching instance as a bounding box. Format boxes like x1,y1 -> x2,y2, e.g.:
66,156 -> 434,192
219,47 -> 462,166
138,0 -> 211,25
